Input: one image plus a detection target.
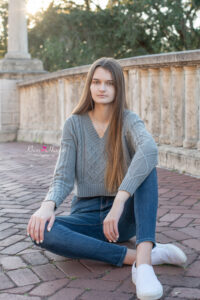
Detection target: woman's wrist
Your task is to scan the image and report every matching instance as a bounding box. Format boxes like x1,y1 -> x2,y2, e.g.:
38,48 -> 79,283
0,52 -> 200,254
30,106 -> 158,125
114,190 -> 131,204
41,200 -> 56,211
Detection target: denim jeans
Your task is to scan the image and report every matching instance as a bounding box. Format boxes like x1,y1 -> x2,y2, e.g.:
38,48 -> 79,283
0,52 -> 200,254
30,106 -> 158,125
36,168 -> 158,267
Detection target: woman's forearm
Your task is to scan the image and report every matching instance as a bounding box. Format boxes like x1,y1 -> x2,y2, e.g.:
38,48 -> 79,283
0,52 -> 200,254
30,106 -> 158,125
114,190 -> 131,204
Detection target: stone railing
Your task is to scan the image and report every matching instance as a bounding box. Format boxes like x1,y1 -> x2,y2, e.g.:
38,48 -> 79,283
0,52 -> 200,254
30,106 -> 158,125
17,50 -> 200,177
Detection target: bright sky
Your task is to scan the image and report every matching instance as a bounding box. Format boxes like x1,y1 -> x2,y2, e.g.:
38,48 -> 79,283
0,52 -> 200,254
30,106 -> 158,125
26,0 -> 108,15
26,0 -> 200,28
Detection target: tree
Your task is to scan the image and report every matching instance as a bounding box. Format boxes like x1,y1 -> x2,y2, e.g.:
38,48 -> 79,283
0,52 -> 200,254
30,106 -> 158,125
0,0 -> 199,70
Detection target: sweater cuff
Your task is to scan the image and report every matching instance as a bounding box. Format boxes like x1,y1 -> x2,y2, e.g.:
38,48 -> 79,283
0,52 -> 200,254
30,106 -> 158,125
44,192 -> 63,210
118,178 -> 139,196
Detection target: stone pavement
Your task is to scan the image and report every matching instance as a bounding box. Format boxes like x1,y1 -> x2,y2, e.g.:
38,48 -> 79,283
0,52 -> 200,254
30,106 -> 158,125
0,141 -> 200,300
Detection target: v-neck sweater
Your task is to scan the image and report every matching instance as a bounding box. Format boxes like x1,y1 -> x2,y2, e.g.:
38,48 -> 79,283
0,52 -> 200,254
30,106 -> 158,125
44,109 -> 158,208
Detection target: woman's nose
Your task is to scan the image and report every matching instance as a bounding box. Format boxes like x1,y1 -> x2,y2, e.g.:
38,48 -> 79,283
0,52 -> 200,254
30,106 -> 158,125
99,83 -> 106,91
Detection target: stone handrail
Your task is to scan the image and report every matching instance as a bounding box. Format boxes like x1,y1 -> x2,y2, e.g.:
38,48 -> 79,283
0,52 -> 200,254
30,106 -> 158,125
17,50 -> 200,177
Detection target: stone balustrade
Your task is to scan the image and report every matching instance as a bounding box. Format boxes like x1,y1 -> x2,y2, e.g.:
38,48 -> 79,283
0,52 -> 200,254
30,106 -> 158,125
17,50 -> 200,177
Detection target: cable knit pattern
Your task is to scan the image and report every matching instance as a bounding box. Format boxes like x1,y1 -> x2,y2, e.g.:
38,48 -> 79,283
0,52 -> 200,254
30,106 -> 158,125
44,109 -> 158,208
117,111 -> 158,195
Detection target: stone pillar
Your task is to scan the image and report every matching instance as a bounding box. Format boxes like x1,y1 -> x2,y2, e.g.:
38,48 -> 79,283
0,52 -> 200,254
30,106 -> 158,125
0,0 -> 43,71
0,0 -> 46,142
170,67 -> 184,147
160,67 -> 171,145
5,0 -> 30,59
183,66 -> 198,149
148,68 -> 160,142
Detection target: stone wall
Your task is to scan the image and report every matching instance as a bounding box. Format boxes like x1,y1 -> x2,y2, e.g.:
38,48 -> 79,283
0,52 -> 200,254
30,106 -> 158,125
17,50 -> 200,177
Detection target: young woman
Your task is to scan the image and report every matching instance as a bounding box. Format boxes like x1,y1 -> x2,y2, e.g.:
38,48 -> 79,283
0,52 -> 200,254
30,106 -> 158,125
27,57 -> 187,300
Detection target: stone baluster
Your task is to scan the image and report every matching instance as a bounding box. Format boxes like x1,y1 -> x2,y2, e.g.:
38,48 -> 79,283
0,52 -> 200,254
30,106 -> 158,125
128,69 -> 141,115
160,67 -> 171,145
170,67 -> 184,146
183,66 -> 198,149
148,68 -> 160,143
58,79 -> 65,130
140,69 -> 150,131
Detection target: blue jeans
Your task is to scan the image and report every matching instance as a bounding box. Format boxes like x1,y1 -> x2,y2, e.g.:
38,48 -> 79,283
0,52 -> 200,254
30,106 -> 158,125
36,168 -> 158,267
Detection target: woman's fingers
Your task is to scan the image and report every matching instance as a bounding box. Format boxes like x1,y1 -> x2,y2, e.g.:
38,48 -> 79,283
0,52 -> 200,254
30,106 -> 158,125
29,216 -> 36,240
27,217 -> 32,236
103,221 -> 110,242
47,214 -> 55,232
108,221 -> 117,241
104,219 -> 118,242
39,218 -> 46,242
113,220 -> 119,240
27,207 -> 55,244
34,218 -> 40,243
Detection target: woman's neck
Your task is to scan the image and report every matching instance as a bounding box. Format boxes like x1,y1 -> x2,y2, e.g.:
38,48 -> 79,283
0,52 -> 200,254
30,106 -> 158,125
90,104 -> 113,124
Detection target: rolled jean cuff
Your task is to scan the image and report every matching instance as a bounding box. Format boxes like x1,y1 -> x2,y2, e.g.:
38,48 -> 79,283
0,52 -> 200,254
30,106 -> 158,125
116,246 -> 128,267
136,238 -> 156,249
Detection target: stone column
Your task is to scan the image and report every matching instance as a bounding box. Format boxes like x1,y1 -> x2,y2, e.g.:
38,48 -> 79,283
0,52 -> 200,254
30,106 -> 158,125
183,66 -> 198,148
0,0 -> 44,71
5,0 -> 30,59
0,0 -> 45,142
160,67 -> 171,145
170,67 -> 184,147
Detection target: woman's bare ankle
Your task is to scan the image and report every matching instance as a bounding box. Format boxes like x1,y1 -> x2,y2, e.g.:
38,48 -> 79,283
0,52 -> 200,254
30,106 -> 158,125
123,248 -> 136,265
136,241 -> 153,267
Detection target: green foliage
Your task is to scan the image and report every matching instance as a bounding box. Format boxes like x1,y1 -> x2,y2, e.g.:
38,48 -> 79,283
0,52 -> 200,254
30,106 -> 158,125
0,0 -> 200,70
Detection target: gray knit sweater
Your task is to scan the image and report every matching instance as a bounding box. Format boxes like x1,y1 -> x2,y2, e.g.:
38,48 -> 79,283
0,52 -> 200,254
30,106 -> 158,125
44,109 -> 158,208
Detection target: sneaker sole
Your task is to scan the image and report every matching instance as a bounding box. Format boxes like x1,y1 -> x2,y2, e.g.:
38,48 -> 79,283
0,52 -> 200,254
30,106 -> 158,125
156,243 -> 187,266
137,290 -> 163,300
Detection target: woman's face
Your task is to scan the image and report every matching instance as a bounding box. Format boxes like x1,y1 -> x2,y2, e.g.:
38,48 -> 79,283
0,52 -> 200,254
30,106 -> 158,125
90,67 -> 115,105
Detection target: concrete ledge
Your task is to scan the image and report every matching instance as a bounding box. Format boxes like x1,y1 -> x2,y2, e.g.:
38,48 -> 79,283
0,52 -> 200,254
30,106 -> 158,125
0,58 -> 45,73
17,129 -> 61,145
17,49 -> 200,87
158,145 -> 200,178
119,49 -> 200,68
0,130 -> 17,142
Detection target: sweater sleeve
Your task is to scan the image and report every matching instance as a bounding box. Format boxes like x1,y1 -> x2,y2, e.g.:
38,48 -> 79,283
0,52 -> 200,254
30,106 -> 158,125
44,116 -> 76,209
118,112 -> 158,196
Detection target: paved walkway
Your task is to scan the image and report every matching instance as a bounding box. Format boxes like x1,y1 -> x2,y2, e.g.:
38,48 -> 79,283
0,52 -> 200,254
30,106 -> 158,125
0,142 -> 199,300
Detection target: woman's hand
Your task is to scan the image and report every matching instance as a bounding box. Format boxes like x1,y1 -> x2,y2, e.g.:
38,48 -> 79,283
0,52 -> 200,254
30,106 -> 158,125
27,201 -> 55,244
103,200 -> 125,243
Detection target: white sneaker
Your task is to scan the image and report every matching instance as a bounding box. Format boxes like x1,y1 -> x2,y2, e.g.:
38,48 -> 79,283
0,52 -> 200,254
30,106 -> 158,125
132,262 -> 163,300
151,243 -> 187,266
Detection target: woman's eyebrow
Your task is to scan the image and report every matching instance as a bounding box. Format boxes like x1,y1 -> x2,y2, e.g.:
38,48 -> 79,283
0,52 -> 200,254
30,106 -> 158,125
92,78 -> 114,82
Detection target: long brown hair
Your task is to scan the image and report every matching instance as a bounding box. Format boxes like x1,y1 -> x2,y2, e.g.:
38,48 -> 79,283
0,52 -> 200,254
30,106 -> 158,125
72,57 -> 129,193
